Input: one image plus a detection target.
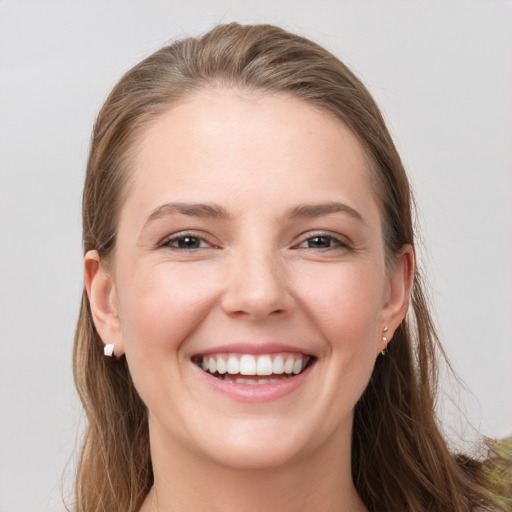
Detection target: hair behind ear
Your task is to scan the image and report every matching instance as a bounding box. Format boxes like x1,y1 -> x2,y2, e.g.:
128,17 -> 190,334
73,291 -> 151,512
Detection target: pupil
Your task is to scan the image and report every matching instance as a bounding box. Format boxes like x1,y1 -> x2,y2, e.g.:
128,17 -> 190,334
178,237 -> 200,249
309,236 -> 330,248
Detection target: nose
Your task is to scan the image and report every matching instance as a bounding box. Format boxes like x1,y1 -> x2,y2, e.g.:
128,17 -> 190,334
221,248 -> 295,321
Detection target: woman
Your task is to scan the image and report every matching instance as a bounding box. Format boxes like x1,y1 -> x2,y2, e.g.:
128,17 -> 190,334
73,23 -> 506,511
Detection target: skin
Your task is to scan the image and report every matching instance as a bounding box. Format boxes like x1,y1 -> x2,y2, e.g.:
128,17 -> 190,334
85,89 -> 414,512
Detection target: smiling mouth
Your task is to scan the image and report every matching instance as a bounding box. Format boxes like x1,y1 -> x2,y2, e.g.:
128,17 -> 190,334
193,353 -> 313,385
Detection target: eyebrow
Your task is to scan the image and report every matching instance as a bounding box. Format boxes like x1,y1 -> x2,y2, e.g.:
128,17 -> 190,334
144,202 -> 229,225
286,201 -> 365,223
142,200 -> 364,232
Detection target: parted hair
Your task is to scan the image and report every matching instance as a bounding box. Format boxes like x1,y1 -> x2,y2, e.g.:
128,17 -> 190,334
73,23 -> 501,512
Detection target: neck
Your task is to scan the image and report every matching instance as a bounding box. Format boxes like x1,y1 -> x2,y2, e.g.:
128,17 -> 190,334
141,421 -> 367,512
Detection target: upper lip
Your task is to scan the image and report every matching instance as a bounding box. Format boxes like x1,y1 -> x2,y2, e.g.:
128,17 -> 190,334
192,342 -> 314,358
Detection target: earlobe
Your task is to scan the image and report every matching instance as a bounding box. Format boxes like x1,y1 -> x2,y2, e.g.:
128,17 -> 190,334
84,250 -> 125,357
378,245 -> 415,353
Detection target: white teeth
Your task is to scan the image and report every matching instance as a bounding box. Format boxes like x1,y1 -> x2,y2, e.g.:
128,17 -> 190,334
216,356 -> 227,374
292,359 -> 302,375
257,377 -> 281,384
225,375 -> 290,385
256,355 -> 273,376
227,356 -> 239,374
199,353 -> 311,378
284,358 -> 294,374
273,355 -> 284,374
240,355 -> 257,375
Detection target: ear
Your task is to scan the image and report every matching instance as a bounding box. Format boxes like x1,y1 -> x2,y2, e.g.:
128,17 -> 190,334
378,245 -> 415,353
84,250 -> 125,357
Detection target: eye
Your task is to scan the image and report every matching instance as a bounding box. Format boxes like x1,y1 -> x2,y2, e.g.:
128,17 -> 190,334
296,234 -> 349,250
161,234 -> 211,250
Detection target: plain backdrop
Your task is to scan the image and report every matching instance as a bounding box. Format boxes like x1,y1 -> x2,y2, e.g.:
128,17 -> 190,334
0,1 -> 511,510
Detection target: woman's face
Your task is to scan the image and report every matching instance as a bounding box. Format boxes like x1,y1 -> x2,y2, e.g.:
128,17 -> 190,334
87,89 -> 411,470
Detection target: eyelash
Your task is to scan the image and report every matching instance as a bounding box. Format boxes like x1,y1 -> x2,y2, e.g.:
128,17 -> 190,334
159,232 -> 215,250
159,231 -> 351,251
295,232 -> 351,251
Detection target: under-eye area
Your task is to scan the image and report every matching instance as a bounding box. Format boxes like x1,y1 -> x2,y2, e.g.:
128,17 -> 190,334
192,352 -> 315,385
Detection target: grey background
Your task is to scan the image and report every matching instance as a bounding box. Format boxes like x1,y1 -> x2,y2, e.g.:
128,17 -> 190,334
1,1 -> 511,510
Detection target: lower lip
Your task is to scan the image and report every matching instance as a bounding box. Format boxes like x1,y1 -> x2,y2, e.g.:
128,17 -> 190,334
193,362 -> 314,403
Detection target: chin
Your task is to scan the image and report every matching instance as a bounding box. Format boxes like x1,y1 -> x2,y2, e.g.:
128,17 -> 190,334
201,437 -> 307,471
188,416 -> 325,471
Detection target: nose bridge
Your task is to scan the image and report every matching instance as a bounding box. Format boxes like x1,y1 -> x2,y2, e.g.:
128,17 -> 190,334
221,236 -> 292,319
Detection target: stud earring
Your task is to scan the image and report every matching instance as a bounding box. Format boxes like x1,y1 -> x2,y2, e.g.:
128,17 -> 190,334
381,327 -> 389,356
104,344 -> 115,357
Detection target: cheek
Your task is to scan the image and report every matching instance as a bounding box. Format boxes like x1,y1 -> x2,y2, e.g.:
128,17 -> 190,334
116,262 -> 220,354
295,259 -> 385,405
299,261 -> 385,342
113,262 -> 224,428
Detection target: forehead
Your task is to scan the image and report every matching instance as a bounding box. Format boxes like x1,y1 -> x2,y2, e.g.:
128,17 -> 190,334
123,88 -> 379,223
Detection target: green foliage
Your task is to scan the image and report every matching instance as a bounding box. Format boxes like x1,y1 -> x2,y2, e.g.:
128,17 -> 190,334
483,437 -> 512,511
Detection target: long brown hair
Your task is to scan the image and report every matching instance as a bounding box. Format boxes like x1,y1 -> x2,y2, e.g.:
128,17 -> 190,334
73,23 -> 503,511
